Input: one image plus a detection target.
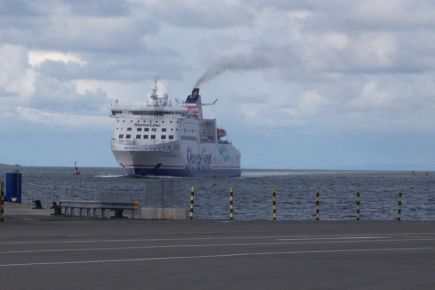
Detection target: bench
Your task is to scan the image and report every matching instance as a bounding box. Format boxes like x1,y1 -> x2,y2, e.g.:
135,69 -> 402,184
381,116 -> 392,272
59,200 -> 140,219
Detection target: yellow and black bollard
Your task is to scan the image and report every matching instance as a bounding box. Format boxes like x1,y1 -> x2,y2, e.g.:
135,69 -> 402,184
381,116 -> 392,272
315,188 -> 320,221
189,186 -> 195,220
397,189 -> 403,221
0,182 -> 4,223
272,187 -> 277,221
356,191 -> 361,221
229,187 -> 234,220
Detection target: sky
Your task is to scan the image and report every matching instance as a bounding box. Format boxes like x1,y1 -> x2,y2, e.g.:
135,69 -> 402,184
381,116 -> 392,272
1,0 -> 435,170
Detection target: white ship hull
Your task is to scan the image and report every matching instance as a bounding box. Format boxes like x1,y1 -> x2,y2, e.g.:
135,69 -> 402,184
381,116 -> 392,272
112,140 -> 241,177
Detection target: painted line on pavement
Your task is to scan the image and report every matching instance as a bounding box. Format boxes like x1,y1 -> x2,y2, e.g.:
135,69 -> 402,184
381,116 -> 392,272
0,246 -> 433,268
277,236 -> 387,241
1,238 -> 435,255
2,232 -> 435,245
0,235 -> 393,245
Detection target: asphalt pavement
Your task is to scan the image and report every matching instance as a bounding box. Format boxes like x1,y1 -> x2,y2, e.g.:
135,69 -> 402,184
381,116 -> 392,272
1,214 -> 435,289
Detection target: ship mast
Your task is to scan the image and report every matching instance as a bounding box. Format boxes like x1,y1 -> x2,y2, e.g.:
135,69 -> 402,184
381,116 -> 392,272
148,76 -> 168,107
150,76 -> 159,100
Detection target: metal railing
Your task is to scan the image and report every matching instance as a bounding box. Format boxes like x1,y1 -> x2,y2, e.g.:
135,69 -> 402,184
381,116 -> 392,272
21,180 -> 184,210
18,180 -> 435,221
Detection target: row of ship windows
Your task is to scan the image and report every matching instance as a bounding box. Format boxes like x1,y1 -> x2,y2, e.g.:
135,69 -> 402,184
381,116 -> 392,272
117,120 -> 179,124
130,111 -> 186,116
120,127 -> 178,132
119,134 -> 175,140
112,110 -> 186,116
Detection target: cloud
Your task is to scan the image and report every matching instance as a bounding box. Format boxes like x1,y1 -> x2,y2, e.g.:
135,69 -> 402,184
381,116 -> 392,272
134,0 -> 254,29
66,0 -> 133,17
297,90 -> 328,114
196,30 -> 399,87
347,81 -> 394,112
1,0 -> 435,134
2,0 -> 435,168
235,90 -> 330,128
0,45 -> 110,127
28,50 -> 87,66
14,107 -> 111,127
0,44 -> 35,102
29,75 -> 109,115
0,1 -> 158,52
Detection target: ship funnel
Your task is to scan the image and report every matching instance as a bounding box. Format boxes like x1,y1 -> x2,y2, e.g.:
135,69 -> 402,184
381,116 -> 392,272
186,88 -> 201,104
192,88 -> 199,98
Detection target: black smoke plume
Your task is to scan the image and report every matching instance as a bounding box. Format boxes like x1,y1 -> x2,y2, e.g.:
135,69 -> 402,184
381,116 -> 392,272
194,53 -> 275,87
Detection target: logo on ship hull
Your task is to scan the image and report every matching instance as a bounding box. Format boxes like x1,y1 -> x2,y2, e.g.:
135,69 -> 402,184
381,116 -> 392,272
186,147 -> 211,170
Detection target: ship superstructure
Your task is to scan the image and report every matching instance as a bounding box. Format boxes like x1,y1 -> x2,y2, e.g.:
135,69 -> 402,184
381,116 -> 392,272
110,79 -> 241,177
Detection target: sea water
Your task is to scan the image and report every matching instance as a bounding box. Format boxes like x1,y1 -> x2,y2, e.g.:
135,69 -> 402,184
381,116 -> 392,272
1,166 -> 434,221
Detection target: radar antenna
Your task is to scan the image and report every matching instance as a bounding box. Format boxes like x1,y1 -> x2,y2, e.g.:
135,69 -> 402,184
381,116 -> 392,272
150,76 -> 160,100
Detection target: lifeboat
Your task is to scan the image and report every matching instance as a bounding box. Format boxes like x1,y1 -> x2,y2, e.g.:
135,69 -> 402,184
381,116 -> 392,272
217,128 -> 227,138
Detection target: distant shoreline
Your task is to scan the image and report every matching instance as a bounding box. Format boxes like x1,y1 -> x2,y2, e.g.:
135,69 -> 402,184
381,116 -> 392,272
0,163 -> 21,167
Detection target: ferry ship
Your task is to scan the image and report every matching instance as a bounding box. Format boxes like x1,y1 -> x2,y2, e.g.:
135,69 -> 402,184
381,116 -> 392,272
110,80 -> 241,177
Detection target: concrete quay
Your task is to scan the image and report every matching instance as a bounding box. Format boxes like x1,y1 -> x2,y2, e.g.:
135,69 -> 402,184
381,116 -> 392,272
1,212 -> 435,289
2,202 -> 52,216
2,202 -> 186,220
